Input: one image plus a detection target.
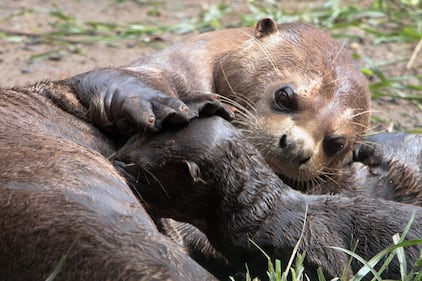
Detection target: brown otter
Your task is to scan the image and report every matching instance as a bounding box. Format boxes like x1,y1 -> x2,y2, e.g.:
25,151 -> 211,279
0,77 -> 233,280
113,116 -> 422,280
68,17 -> 371,187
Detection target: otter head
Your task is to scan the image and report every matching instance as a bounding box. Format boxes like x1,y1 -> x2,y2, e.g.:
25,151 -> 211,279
112,117 -> 252,229
214,18 -> 370,189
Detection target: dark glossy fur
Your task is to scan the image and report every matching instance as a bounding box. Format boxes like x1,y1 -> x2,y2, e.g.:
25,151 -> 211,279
114,116 -> 422,280
0,82 -> 217,280
351,133 -> 422,204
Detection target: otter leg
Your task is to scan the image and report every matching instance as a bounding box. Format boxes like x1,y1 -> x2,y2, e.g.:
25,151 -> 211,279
65,68 -> 190,135
65,68 -> 233,136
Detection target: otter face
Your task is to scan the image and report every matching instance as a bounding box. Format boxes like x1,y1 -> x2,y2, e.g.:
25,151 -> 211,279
215,19 -> 370,188
112,117 -> 243,226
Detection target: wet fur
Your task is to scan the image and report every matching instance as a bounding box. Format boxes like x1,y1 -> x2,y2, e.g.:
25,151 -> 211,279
339,133 -> 422,204
114,116 -> 422,280
0,82 -> 216,280
0,18 -> 397,281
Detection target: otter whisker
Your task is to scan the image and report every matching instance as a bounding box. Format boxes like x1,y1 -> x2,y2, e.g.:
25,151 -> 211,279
189,89 -> 257,114
349,109 -> 377,119
218,61 -> 238,98
332,41 -> 346,65
322,172 -> 341,188
133,172 -> 147,202
140,167 -> 170,199
240,30 -> 279,73
219,95 -> 258,116
350,121 -> 371,130
352,139 -> 378,151
312,175 -> 326,193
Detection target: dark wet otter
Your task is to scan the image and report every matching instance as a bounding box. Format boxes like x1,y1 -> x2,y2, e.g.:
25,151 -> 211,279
113,116 -> 422,280
69,17 -> 370,186
301,133 -> 422,204
0,76 -> 233,280
349,133 -> 422,204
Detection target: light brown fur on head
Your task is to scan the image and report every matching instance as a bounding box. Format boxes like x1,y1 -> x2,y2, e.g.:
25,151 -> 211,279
122,18 -> 370,190
214,19 -> 371,187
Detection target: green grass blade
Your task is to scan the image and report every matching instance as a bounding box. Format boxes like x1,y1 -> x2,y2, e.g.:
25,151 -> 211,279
328,246 -> 383,281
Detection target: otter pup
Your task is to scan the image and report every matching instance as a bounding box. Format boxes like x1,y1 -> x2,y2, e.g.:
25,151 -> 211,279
68,17 -> 370,187
113,116 -> 422,280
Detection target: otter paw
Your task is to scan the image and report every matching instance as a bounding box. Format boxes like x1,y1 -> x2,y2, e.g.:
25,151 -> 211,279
116,90 -> 191,133
182,94 -> 235,121
67,68 -> 194,135
353,141 -> 383,166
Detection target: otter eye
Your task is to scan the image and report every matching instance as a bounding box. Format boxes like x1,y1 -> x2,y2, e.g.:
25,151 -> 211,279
323,136 -> 347,156
273,85 -> 298,112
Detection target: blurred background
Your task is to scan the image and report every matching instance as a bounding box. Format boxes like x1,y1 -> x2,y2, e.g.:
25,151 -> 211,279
0,0 -> 420,132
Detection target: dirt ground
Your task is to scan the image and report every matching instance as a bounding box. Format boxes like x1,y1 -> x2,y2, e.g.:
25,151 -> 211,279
0,0 -> 421,132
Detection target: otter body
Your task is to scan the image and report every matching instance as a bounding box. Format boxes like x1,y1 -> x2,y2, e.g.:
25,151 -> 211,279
114,116 -> 422,280
0,81 -> 218,280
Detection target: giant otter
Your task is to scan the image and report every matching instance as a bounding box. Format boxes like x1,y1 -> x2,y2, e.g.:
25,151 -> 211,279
0,77 -> 231,280
113,116 -> 422,280
68,17 -> 371,186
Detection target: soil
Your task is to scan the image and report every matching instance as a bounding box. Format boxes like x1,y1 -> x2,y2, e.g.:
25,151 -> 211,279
0,0 -> 421,132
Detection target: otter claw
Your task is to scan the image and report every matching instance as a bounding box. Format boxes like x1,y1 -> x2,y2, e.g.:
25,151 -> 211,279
182,95 -> 234,122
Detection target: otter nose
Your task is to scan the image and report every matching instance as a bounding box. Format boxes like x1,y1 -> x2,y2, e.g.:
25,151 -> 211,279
298,155 -> 311,165
279,134 -> 288,148
279,134 -> 313,165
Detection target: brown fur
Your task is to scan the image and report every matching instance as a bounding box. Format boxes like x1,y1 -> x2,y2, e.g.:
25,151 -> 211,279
0,18 -> 375,280
0,82 -> 216,280
79,18 -> 371,279
119,18 -> 371,184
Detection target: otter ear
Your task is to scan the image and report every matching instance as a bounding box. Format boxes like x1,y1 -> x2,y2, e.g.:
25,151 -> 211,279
255,18 -> 279,38
183,160 -> 206,184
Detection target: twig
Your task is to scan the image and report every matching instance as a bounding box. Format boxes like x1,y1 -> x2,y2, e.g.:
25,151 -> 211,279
406,38 -> 422,70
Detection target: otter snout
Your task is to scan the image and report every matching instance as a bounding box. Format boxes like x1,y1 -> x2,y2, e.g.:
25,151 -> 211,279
279,126 -> 315,166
